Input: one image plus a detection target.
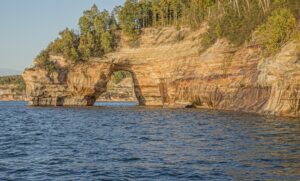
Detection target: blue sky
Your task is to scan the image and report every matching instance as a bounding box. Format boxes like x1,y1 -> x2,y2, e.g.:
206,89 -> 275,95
0,0 -> 124,72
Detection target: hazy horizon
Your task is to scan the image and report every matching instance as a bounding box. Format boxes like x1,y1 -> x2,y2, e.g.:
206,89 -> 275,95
0,68 -> 22,76
0,0 -> 125,74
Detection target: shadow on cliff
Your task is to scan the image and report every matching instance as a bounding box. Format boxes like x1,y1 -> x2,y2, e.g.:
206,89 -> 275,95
106,62 -> 146,106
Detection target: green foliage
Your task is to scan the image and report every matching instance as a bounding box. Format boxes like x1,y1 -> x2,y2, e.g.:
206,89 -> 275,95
119,0 -> 142,40
34,0 -> 300,70
117,0 -> 299,44
201,0 -> 299,52
43,60 -> 57,73
78,32 -> 94,61
35,4 -> 117,69
201,30 -> 218,50
101,31 -> 113,53
76,4 -> 117,60
37,28 -> 81,66
34,50 -> 50,67
274,0 -> 300,19
0,76 -> 26,91
78,5 -> 109,59
109,12 -> 119,31
202,0 -> 269,48
17,81 -> 26,92
60,28 -> 80,63
118,0 -> 213,38
111,71 -> 131,84
34,49 -> 57,72
257,8 -> 298,55
35,29 -> 80,71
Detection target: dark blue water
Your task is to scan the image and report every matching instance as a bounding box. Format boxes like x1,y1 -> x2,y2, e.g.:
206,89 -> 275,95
0,102 -> 300,180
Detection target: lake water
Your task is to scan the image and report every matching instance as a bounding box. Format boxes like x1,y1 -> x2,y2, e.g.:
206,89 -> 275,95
0,102 -> 300,180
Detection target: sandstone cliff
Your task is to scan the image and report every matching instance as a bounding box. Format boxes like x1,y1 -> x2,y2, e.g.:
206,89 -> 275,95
0,85 -> 26,101
0,76 -> 26,101
23,27 -> 300,117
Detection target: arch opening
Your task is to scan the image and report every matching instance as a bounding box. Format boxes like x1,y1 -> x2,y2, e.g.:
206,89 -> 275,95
94,70 -> 139,107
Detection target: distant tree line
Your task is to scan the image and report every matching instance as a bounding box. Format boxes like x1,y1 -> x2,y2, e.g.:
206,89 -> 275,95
35,0 -> 300,69
0,75 -> 26,91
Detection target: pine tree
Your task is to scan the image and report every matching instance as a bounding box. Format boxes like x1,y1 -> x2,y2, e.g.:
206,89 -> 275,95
101,31 -> 113,53
119,0 -> 141,39
59,28 -> 80,63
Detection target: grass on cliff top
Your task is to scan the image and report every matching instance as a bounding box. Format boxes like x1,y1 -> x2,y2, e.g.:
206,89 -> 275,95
0,75 -> 26,91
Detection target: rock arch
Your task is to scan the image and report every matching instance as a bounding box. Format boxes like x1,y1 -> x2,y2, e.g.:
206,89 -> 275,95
108,65 -> 145,106
23,59 -> 165,107
23,27 -> 300,117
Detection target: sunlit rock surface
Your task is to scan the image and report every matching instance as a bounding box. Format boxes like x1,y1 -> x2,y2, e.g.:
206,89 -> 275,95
23,27 -> 300,117
0,84 -> 25,101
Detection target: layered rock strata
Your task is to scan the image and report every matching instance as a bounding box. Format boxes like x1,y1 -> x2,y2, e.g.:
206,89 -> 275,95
0,85 -> 26,101
23,27 -> 300,117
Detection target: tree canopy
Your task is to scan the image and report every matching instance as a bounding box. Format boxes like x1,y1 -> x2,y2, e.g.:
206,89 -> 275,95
35,1 -> 299,70
35,4 -> 117,67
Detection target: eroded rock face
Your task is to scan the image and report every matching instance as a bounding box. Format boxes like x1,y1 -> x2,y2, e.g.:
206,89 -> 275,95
258,42 -> 300,116
23,61 -> 112,106
0,85 -> 26,101
23,27 -> 300,117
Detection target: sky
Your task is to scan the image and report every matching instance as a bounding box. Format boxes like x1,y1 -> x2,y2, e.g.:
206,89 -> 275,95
0,0 -> 125,74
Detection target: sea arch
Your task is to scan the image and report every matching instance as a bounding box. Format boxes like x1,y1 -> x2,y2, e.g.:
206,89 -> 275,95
23,59 -> 166,107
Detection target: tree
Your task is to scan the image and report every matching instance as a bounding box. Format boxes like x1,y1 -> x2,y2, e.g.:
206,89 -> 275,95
78,4 -> 115,59
101,31 -> 113,53
109,12 -> 119,31
59,28 -> 80,62
78,4 -> 101,59
34,50 -> 50,67
257,8 -> 298,55
34,0 -> 300,71
119,0 -> 141,39
45,28 -> 81,63
152,0 -> 160,26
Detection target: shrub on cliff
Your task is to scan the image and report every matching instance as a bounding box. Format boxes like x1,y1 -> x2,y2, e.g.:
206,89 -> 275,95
34,50 -> 56,72
256,8 -> 298,56
201,1 -> 299,51
111,71 -> 131,84
34,50 -> 49,66
201,0 -> 268,48
35,28 -> 81,70
48,28 -> 81,63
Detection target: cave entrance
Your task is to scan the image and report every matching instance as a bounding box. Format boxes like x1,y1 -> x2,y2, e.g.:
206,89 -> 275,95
94,71 -> 139,107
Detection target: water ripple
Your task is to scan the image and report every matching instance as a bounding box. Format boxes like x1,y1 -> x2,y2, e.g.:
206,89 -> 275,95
0,102 -> 299,180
